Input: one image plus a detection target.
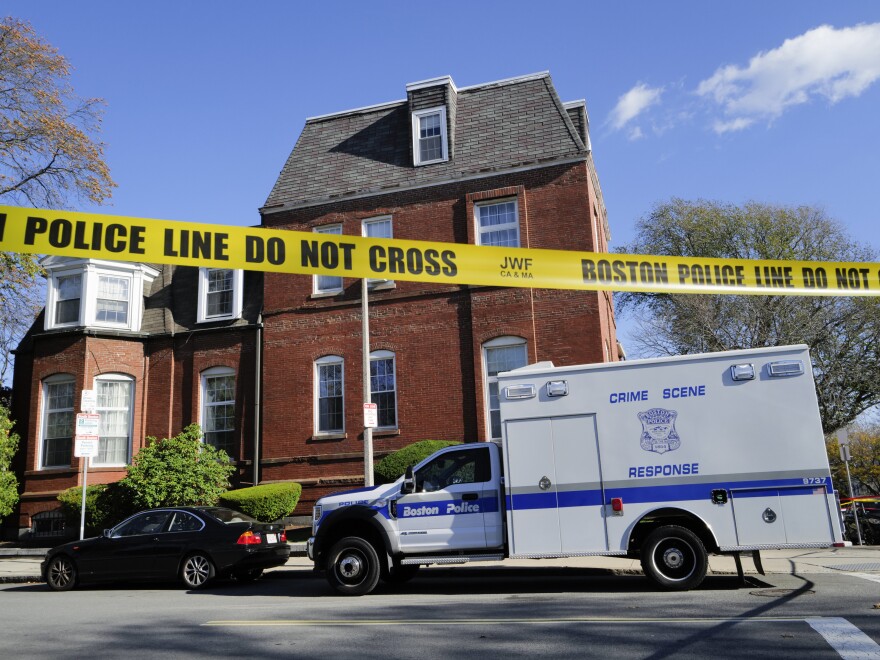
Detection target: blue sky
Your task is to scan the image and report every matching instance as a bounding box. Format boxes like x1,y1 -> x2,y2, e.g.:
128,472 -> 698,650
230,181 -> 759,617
5,1 -> 880,353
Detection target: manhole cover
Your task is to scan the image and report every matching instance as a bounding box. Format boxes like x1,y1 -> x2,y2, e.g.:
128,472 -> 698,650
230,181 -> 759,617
750,588 -> 815,597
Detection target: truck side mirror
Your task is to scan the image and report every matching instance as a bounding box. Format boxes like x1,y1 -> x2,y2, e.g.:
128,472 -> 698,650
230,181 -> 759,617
401,465 -> 415,494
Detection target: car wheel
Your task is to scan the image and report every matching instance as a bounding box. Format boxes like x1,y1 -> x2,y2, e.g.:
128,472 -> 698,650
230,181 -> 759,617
46,554 -> 77,592
327,536 -> 381,596
233,568 -> 263,582
181,553 -> 215,589
640,525 -> 707,591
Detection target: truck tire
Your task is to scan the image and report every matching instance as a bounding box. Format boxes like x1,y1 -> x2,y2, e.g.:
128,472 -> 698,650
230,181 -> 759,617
327,536 -> 381,596
640,525 -> 708,591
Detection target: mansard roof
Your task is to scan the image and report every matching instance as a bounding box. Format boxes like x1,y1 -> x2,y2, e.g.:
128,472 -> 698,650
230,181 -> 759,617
262,72 -> 590,213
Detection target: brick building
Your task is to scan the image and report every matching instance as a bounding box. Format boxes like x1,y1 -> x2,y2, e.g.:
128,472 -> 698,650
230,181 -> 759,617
6,72 -> 618,540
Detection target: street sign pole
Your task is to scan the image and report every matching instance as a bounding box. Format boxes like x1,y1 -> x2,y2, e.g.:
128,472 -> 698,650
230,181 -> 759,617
838,429 -> 863,546
362,279 -> 374,488
74,413 -> 101,540
79,458 -> 89,540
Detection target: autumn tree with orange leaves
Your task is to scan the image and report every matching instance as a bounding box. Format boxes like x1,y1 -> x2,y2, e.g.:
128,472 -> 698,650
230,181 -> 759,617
0,17 -> 115,384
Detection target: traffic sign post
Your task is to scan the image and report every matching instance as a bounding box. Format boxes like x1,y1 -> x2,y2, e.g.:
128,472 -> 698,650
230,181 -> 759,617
75,413 -> 101,540
838,428 -> 863,546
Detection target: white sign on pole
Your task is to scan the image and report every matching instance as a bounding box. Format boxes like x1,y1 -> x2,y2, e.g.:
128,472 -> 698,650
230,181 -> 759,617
80,389 -> 97,413
75,412 -> 100,438
74,436 -> 99,458
363,402 -> 378,429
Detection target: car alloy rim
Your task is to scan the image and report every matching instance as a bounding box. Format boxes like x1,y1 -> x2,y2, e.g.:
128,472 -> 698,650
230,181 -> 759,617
50,558 -> 72,587
653,537 -> 695,581
338,552 -> 364,582
185,556 -> 210,585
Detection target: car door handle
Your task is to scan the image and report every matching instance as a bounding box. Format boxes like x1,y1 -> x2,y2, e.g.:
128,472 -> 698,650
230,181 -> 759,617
462,493 -> 479,501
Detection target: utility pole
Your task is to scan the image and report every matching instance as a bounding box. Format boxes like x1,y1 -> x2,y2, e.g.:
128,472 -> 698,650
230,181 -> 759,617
362,279 -> 374,487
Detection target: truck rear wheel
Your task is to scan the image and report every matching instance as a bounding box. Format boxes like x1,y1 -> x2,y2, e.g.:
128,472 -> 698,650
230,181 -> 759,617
327,536 -> 381,596
640,525 -> 707,591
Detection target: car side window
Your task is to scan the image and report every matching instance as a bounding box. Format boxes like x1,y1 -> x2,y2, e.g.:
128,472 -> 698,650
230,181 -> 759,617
114,512 -> 171,537
415,447 -> 491,492
168,512 -> 202,533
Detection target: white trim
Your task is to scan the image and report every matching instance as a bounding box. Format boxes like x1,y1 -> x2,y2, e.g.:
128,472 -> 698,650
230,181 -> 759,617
406,75 -> 457,93
369,350 -> 398,430
315,355 -> 345,435
475,198 -> 520,248
312,225 -> 344,295
482,337 -> 528,441
412,106 -> 449,166
260,156 -> 588,215
92,373 -> 135,467
200,366 -> 237,454
196,268 -> 244,323
39,374 -> 76,470
362,216 -> 394,285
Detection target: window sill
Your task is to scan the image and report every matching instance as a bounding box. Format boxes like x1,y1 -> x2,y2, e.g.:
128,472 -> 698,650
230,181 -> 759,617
368,280 -> 396,291
414,157 -> 449,167
311,290 -> 343,299
310,433 -> 347,441
371,428 -> 400,438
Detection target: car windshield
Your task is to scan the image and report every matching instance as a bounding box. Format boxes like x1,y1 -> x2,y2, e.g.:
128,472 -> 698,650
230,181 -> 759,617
197,507 -> 259,524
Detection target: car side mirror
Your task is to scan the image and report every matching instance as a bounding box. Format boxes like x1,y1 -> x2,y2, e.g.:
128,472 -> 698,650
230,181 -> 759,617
103,529 -> 111,538
401,465 -> 415,494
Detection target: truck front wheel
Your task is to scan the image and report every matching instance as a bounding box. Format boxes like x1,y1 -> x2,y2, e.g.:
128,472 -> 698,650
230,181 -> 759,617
327,536 -> 381,596
640,525 -> 707,591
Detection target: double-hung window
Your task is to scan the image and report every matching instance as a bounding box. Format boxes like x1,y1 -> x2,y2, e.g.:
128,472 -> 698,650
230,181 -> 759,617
316,356 -> 344,434
96,275 -> 130,324
362,217 -> 393,285
94,375 -> 134,466
476,199 -> 520,248
197,268 -> 243,323
54,274 -> 82,326
41,376 -> 75,468
370,350 -> 397,429
412,107 -> 448,166
483,337 -> 528,440
313,225 -> 343,294
202,368 -> 236,455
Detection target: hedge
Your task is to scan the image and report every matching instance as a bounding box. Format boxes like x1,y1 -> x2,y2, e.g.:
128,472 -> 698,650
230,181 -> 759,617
219,482 -> 302,522
374,440 -> 460,483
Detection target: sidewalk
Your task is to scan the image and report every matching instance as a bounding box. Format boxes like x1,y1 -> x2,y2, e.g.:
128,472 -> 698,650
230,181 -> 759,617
3,543 -> 879,585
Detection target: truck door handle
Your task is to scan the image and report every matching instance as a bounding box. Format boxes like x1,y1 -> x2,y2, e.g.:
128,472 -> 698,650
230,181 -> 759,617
462,493 -> 479,501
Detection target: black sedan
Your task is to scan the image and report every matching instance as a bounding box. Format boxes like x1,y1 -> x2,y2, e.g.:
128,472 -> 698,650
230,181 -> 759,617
41,506 -> 291,591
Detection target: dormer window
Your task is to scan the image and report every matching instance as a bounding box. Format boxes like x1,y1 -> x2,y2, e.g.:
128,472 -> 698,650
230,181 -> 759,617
197,268 -> 244,323
412,106 -> 448,166
43,258 -> 156,332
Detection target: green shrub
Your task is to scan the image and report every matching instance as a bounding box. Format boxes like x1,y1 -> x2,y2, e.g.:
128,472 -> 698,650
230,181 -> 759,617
0,402 -> 20,523
57,482 -> 134,535
119,424 -> 235,509
220,482 -> 302,522
374,440 -> 460,483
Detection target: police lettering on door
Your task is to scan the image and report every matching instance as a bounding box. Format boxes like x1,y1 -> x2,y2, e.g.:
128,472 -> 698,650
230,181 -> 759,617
401,501 -> 481,517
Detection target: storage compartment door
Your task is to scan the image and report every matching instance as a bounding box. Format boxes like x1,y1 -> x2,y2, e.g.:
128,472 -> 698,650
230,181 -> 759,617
505,418 -> 561,555
730,489 -> 787,546
780,486 -> 835,544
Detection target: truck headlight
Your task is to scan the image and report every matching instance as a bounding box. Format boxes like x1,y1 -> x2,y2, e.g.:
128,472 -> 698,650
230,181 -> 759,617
312,505 -> 322,536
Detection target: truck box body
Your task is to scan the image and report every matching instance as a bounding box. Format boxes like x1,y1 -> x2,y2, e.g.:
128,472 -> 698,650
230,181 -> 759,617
497,344 -> 839,558
308,345 -> 844,595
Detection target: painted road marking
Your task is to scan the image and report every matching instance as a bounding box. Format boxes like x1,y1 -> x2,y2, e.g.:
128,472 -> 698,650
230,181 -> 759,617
204,616 -> 809,627
806,617 -> 880,659
842,572 -> 880,585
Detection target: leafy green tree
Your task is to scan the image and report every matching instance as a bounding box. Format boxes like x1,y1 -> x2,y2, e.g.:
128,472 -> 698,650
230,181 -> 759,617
118,424 -> 235,509
827,422 -> 880,497
618,199 -> 880,433
0,401 -> 19,521
1,17 -> 115,385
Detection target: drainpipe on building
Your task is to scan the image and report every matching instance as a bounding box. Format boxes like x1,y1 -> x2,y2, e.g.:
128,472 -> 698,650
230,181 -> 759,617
253,313 -> 262,486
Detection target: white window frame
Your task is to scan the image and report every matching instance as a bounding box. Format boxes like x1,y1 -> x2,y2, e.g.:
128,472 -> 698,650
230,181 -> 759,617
197,268 -> 244,323
315,355 -> 345,434
95,273 -> 131,326
482,336 -> 528,441
370,350 -> 397,430
42,258 -> 157,332
475,198 -> 520,248
93,374 -> 135,467
40,374 -> 76,469
200,366 -> 237,455
362,216 -> 394,287
313,225 -> 344,295
412,106 -> 449,166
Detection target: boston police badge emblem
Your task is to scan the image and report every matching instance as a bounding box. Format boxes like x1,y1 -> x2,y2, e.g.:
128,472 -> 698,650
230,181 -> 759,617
638,408 -> 680,454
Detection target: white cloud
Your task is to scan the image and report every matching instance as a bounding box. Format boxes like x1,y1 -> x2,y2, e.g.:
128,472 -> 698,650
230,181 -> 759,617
697,22 -> 880,133
608,83 -> 663,130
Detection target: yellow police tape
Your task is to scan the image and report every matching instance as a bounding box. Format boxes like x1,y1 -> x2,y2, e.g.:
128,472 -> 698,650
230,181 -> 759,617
2,205 -> 879,296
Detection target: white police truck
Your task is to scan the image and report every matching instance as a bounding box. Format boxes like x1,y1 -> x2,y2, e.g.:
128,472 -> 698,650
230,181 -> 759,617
307,345 -> 845,595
